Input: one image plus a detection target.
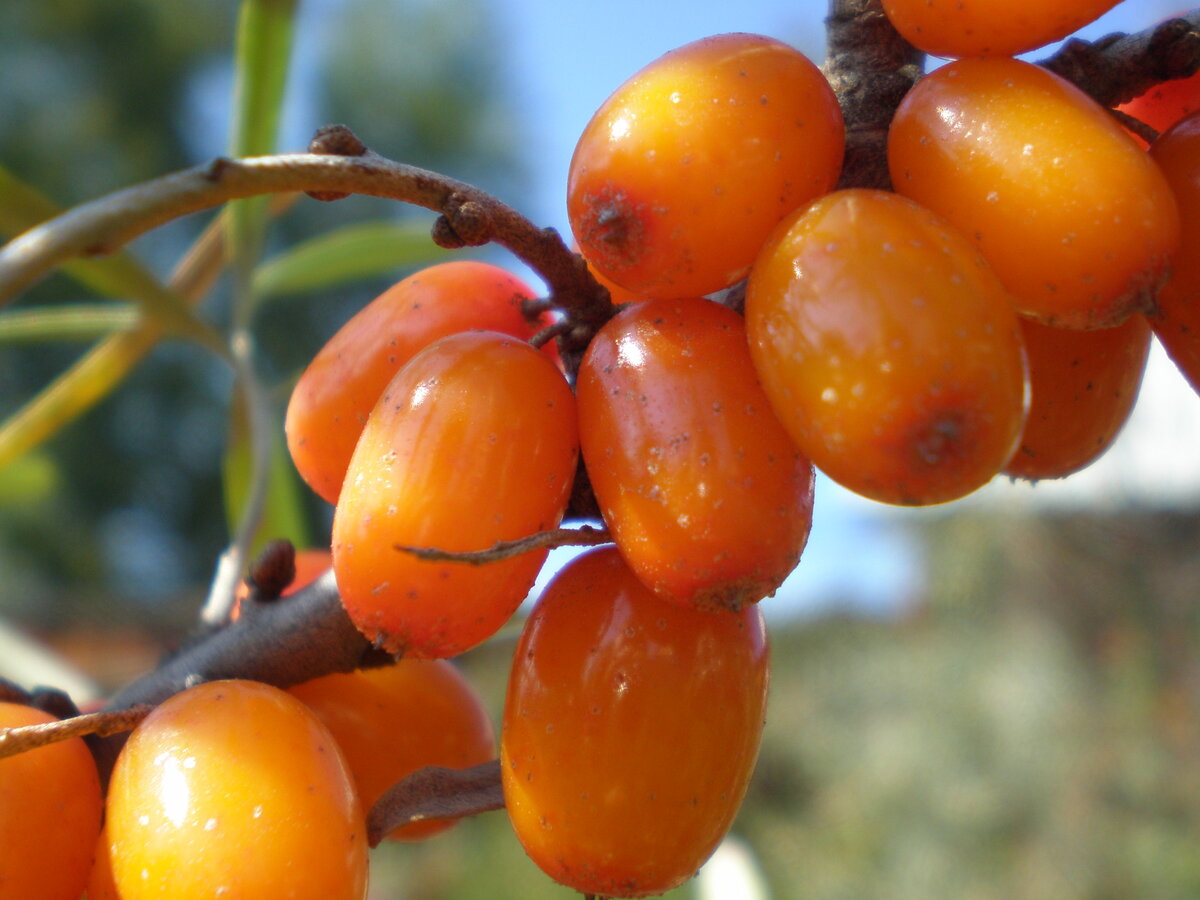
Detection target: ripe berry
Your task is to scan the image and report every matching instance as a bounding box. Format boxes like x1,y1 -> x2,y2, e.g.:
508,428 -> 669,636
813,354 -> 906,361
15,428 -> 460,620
889,57 -> 1180,329
0,702 -> 102,900
1004,315 -> 1150,480
577,296 -> 814,609
502,547 -> 769,898
569,33 -> 843,299
745,188 -> 1028,506
332,331 -> 578,658
106,680 -> 368,900
290,659 -> 495,841
286,261 -> 540,503
880,0 -> 1120,58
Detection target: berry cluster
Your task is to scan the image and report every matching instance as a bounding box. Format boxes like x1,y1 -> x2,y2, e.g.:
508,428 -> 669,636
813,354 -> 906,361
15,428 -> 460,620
4,6 -> 1200,900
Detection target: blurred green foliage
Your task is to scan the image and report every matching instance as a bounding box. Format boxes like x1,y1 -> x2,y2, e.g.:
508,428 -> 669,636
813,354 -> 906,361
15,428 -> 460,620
0,0 -> 526,624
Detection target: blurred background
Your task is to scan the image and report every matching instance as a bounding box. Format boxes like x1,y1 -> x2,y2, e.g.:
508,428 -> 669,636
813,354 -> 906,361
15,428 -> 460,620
2,0 -> 1199,897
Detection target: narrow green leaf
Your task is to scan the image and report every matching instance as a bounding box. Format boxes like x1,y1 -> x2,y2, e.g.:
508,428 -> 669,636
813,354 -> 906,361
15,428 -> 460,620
226,0 -> 298,273
223,393 -> 312,556
0,304 -> 140,344
252,221 -> 449,302
0,165 -> 202,332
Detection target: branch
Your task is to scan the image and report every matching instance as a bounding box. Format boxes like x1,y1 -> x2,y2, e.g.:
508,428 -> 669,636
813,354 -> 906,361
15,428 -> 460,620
367,759 -> 504,846
1042,13 -> 1200,108
89,568 -> 392,782
0,706 -> 151,761
393,525 -> 612,566
824,0 -> 924,191
0,128 -> 613,344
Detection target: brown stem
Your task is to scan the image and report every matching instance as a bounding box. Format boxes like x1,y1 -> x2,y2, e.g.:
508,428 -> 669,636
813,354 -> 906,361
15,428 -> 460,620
367,759 -> 504,846
393,525 -> 612,566
0,706 -> 151,761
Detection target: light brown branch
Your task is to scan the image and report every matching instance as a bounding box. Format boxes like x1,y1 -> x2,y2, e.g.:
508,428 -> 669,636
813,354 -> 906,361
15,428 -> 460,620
0,705 -> 151,761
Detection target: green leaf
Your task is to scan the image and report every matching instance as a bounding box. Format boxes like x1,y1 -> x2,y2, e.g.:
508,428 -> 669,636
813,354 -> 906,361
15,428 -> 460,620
252,221 -> 448,302
226,0 -> 298,276
0,165 -> 201,332
222,392 -> 312,556
0,304 -> 140,344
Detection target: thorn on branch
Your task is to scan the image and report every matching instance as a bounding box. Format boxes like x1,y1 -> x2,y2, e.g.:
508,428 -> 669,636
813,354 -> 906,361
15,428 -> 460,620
367,759 -> 504,846
245,538 -> 297,603
393,525 -> 612,566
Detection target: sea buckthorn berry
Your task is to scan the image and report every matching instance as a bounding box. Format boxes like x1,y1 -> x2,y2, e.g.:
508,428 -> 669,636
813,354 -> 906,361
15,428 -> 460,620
1119,69 -> 1200,147
85,828 -> 119,900
289,659 -> 495,842
0,702 -> 102,900
745,188 -> 1028,506
1004,315 -> 1150,480
106,680 -> 367,900
889,57 -> 1180,329
880,0 -> 1120,58
1149,111 -> 1200,395
332,331 -> 578,658
577,297 -> 815,610
568,33 -> 843,299
286,261 -> 540,503
502,547 -> 769,899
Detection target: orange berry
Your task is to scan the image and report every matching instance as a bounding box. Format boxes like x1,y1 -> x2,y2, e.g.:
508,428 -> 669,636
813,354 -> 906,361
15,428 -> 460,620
286,261 -> 540,503
502,547 -> 769,898
569,33 -> 843,299
0,702 -> 102,900
881,0 -> 1120,58
289,660 -> 495,842
889,57 -> 1180,329
332,331 -> 578,658
577,297 -> 814,609
1149,110 -> 1200,395
1004,315 -> 1150,480
745,188 -> 1028,506
106,680 -> 367,900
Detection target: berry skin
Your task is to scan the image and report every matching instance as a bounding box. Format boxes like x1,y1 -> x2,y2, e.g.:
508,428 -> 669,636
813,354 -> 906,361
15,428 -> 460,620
880,0 -> 1120,58
0,702 -> 102,900
289,659 -> 495,841
889,57 -> 1180,329
1118,69 -> 1200,147
332,331 -> 578,658
745,188 -> 1029,506
1004,315 -> 1151,480
1149,111 -> 1200,395
502,547 -> 769,899
577,296 -> 815,610
569,32 -> 843,299
105,680 -> 367,900
286,261 -> 540,504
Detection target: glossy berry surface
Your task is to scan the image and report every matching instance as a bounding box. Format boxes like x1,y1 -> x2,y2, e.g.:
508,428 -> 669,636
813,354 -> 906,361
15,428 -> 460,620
1004,315 -> 1150,480
0,702 -> 102,900
889,57 -> 1180,329
577,296 -> 815,609
745,188 -> 1028,506
1149,111 -> 1200,395
568,32 -> 843,299
880,0 -> 1120,58
290,659 -> 495,841
106,679 -> 367,900
332,331 -> 578,658
286,261 -> 539,503
502,547 -> 769,898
